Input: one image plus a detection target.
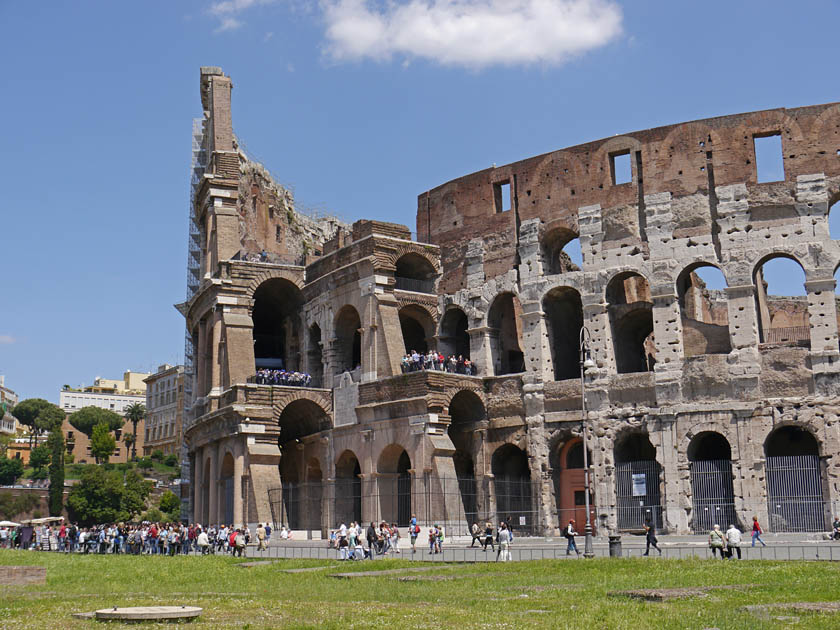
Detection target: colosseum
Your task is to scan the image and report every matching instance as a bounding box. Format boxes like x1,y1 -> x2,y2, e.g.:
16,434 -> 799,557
180,67 -> 840,537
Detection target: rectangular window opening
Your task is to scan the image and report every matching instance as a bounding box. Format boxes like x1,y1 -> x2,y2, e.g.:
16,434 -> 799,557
275,225 -> 283,243
494,181 -> 511,213
610,151 -> 632,185
754,133 -> 784,183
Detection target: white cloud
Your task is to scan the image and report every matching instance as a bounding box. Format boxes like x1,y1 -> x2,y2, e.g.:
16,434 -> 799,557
209,0 -> 276,31
0,335 -> 15,345
320,0 -> 623,67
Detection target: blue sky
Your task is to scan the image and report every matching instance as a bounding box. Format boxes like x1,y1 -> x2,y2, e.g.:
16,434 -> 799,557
2,0 -> 839,401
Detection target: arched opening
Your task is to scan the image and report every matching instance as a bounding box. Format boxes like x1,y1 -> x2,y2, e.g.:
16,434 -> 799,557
491,444 -> 533,534
765,426 -> 825,531
220,452 -> 234,526
377,445 -> 412,526
487,293 -> 525,375
395,253 -> 437,293
614,432 -> 662,530
687,432 -> 737,533
607,272 -> 655,373
550,437 -> 594,533
277,399 -> 330,445
335,450 -> 361,525
302,457 -> 323,533
677,265 -> 731,357
439,307 -> 470,360
754,255 -> 809,346
829,197 -> 840,240
543,287 -> 583,380
541,227 -> 582,275
307,324 -> 324,388
399,305 -> 435,355
448,391 -> 485,526
252,278 -> 304,371
334,306 -> 362,373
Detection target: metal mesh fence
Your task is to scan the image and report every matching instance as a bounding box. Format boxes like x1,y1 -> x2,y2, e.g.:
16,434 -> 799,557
268,475 -> 544,536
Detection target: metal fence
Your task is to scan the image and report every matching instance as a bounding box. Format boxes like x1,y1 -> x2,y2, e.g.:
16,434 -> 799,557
268,475 -> 543,537
766,455 -> 827,532
394,276 -> 435,294
689,459 -> 738,533
615,460 -> 663,530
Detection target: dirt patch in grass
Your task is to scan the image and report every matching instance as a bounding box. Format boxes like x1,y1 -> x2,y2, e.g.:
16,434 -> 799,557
612,585 -> 757,602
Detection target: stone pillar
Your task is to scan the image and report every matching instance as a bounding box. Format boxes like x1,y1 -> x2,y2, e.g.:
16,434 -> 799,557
517,218 -> 544,284
210,309 -> 223,396
193,446 -> 204,525
651,288 -> 683,404
805,277 -> 840,395
655,413 -> 685,533
207,442 -> 219,526
578,204 -> 603,265
468,326 -> 494,377
233,440 -> 244,528
724,284 -> 761,399
520,306 -> 552,381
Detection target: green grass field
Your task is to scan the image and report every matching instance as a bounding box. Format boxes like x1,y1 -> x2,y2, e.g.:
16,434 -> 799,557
1,551 -> 839,629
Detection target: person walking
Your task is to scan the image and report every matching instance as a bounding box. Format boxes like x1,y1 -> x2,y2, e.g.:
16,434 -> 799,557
709,524 -> 726,558
469,522 -> 481,548
725,524 -> 742,559
482,522 -> 495,553
256,523 -> 267,551
643,518 -> 662,556
564,519 -> 580,556
751,516 -> 766,547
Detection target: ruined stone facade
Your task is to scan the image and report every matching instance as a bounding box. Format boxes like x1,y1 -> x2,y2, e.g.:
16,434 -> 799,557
182,67 -> 840,535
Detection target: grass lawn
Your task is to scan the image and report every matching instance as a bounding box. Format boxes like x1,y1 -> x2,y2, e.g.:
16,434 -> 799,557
1,552 -> 839,629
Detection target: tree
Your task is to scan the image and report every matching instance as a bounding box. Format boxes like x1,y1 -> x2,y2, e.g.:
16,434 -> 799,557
47,428 -> 65,516
123,432 -> 136,456
0,457 -> 24,485
12,399 -> 64,448
69,406 -> 124,439
124,403 -> 145,461
158,490 -> 181,521
90,423 -> 116,464
66,465 -> 152,526
29,444 -> 51,476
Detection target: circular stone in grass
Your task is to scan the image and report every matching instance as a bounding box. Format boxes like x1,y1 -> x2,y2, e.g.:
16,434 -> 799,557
93,606 -> 203,622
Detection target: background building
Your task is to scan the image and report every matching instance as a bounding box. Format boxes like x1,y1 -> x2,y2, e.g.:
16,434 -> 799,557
143,364 -> 184,457
0,375 -> 19,435
60,372 -> 148,464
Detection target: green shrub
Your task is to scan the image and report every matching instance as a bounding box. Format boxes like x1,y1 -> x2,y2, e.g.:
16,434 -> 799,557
150,450 -> 164,462
163,454 -> 178,467
137,457 -> 153,470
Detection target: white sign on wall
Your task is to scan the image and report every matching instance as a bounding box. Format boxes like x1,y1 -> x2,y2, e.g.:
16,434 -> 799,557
631,473 -> 646,497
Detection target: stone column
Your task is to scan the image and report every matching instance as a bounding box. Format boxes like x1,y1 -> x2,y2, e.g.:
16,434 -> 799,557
655,414 -> 685,533
724,284 -> 761,399
468,326 -> 494,377
805,277 -> 840,395
233,439 -> 244,528
193,446 -> 204,525
650,288 -> 683,404
520,307 -> 551,382
207,443 -> 219,526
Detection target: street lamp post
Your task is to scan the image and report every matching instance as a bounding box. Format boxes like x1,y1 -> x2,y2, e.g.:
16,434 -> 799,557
579,326 -> 595,559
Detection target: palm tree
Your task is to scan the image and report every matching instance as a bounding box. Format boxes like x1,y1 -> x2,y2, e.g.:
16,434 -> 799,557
123,432 -> 136,458
124,403 -> 146,461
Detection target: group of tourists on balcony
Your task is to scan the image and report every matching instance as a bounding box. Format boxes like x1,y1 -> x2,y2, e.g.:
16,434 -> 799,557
400,350 -> 478,375
255,368 -> 313,387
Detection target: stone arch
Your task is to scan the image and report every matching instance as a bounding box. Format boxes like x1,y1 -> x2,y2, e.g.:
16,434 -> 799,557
764,424 -> 827,532
606,271 -> 655,373
246,268 -> 305,297
542,286 -> 583,380
686,431 -> 738,533
752,253 -> 809,345
399,304 -> 436,354
335,449 -> 361,525
275,397 -> 331,445
491,444 -> 533,533
487,292 -> 525,375
550,435 -> 593,532
439,306 -> 470,359
384,246 -> 441,275
540,225 -> 581,275
334,305 -> 362,373
393,251 -> 439,294
377,444 -> 412,526
676,263 -> 731,357
251,277 -> 305,371
613,430 -> 662,530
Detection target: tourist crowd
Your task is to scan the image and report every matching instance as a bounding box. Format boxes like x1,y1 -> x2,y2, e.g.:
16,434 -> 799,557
255,369 -> 313,386
0,522 -> 283,557
328,517 -> 453,560
400,350 -> 478,375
